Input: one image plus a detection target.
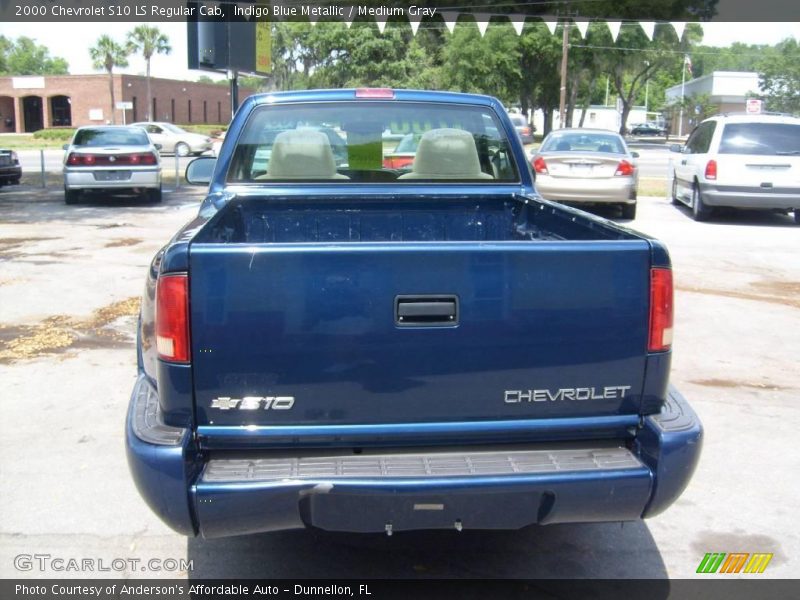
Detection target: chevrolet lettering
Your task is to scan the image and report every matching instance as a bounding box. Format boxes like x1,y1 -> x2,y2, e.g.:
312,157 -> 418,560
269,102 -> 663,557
126,89 -> 702,538
504,386 -> 633,403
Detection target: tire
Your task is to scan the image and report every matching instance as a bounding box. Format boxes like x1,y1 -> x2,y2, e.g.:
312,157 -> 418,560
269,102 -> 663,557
794,210 -> 800,225
691,183 -> 711,222
64,187 -> 80,205
621,203 -> 637,220
175,142 -> 190,157
670,176 -> 681,205
148,187 -> 162,203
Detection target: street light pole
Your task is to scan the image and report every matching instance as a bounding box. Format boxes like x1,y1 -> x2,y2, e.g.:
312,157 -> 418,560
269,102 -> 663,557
678,61 -> 686,137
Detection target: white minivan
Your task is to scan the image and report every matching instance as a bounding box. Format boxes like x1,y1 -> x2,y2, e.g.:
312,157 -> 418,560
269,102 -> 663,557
669,113 -> 800,223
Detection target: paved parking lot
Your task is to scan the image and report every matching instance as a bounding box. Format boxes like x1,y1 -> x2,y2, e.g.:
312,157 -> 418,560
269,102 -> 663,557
0,183 -> 797,580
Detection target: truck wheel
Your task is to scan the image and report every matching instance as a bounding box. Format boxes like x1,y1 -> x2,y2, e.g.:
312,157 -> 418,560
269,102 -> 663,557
621,203 -> 637,220
691,184 -> 711,222
175,142 -> 190,157
148,187 -> 162,204
794,210 -> 800,225
64,187 -> 79,205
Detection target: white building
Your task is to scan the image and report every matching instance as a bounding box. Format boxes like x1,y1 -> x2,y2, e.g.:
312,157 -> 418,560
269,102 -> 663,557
531,105 -> 653,135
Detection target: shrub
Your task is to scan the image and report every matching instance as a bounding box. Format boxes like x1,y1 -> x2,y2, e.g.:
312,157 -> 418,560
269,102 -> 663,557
32,128 -> 76,141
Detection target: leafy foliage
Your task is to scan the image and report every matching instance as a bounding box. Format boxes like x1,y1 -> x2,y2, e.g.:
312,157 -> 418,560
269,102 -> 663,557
0,36 -> 69,75
758,39 -> 800,114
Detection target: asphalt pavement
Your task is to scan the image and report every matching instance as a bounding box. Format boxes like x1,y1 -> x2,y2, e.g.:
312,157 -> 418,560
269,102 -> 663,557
0,183 -> 797,580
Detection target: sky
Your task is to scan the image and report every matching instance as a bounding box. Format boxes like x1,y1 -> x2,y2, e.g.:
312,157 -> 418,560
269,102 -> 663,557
0,21 -> 798,82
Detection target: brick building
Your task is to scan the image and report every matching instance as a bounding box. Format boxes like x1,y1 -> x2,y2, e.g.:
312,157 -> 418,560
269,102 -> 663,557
0,74 -> 256,133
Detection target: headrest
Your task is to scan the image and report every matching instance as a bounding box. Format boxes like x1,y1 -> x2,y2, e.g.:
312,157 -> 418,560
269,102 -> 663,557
399,128 -> 493,180
555,141 -> 572,151
263,129 -> 348,179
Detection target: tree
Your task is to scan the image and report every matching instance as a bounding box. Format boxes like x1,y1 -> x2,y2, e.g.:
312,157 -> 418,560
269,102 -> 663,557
0,36 -> 68,75
758,38 -> 800,114
126,25 -> 171,121
89,35 -> 129,125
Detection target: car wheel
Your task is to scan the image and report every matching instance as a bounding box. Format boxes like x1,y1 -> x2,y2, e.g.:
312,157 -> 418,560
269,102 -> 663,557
64,187 -> 80,205
670,176 -> 681,205
691,183 -> 711,222
794,210 -> 800,225
148,187 -> 162,204
621,203 -> 637,220
175,142 -> 190,157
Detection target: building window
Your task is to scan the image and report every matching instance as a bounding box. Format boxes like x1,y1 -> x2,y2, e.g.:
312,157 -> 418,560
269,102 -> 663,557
152,97 -> 157,121
170,98 -> 175,122
132,96 -> 137,122
188,99 -> 192,123
49,95 -> 72,127
203,100 -> 207,124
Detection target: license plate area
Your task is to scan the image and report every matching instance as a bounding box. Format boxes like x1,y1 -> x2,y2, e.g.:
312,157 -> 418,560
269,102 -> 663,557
94,170 -> 131,181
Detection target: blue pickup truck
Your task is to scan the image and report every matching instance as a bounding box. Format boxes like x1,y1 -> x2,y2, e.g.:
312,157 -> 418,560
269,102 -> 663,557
126,89 -> 702,538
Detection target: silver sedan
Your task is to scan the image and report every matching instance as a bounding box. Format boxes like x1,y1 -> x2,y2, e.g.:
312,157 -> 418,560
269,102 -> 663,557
62,126 -> 162,204
531,129 -> 639,219
132,122 -> 213,156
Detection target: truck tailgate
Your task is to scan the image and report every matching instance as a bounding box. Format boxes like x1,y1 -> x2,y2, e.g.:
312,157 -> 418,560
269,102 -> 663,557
189,240 -> 651,427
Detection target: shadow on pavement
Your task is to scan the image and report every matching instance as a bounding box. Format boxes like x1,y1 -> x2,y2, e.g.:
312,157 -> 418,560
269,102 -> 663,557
0,184 -> 204,223
187,521 -> 668,579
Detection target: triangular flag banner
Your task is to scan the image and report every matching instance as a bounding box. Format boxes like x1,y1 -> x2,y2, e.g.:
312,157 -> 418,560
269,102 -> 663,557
442,12 -> 458,34
671,22 -> 686,41
575,20 -> 589,39
606,21 -> 621,41
408,14 -> 421,36
475,14 -> 490,37
640,21 -> 656,41
375,18 -> 387,34
510,15 -> 525,36
543,20 -> 557,35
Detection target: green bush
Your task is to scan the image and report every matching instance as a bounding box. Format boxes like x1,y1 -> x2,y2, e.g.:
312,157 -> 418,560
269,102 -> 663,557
32,128 -> 75,141
178,124 -> 228,138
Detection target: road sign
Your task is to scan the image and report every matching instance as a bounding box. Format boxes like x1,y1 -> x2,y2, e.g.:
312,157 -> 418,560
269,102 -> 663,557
116,102 -> 133,110
745,98 -> 762,114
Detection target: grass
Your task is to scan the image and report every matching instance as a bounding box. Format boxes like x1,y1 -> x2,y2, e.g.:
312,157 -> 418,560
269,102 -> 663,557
637,177 -> 668,198
0,135 -> 68,150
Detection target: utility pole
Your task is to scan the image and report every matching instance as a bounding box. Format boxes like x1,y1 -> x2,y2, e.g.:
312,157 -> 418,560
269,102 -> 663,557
558,20 -> 569,128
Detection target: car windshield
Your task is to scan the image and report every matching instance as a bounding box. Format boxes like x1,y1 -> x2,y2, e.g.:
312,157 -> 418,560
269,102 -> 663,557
161,123 -> 187,134
227,101 -> 518,183
541,132 -> 626,154
718,123 -> 800,155
72,128 -> 150,147
510,116 -> 526,126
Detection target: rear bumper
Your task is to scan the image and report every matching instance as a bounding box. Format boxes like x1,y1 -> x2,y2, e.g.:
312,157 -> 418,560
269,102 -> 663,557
126,377 -> 702,538
536,176 -> 637,204
65,168 -> 161,190
699,183 -> 800,210
0,165 -> 21,182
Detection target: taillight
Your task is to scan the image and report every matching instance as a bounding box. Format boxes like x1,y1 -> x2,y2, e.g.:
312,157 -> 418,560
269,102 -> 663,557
648,268 -> 673,353
156,274 -> 190,363
521,127 -> 531,136
67,153 -> 81,165
83,154 -> 96,165
615,160 -> 635,177
704,160 -> 717,180
355,88 -> 395,99
532,156 -> 548,174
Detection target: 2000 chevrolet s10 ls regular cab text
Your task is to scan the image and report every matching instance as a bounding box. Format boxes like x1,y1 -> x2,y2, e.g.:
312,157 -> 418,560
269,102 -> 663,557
125,89 -> 702,539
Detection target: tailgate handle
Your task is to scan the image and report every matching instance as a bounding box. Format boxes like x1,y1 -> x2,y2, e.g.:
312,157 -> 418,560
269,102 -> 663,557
396,296 -> 458,327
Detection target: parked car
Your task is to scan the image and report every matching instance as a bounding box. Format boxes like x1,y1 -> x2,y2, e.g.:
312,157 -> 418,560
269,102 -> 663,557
630,123 -> 667,137
62,126 -> 162,204
132,122 -> 212,156
126,88 -> 701,539
509,114 -> 535,144
670,113 -> 800,223
531,128 -> 640,219
382,132 -> 419,169
0,149 -> 22,187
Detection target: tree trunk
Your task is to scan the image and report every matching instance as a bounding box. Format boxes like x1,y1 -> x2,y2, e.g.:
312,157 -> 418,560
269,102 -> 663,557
577,74 -> 597,128
565,72 -> 580,128
108,68 -> 116,125
146,59 -> 152,121
543,107 -> 554,136
619,101 -> 632,136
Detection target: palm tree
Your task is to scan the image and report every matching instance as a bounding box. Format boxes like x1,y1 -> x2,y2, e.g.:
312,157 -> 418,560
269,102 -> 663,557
127,25 -> 172,122
89,35 -> 129,125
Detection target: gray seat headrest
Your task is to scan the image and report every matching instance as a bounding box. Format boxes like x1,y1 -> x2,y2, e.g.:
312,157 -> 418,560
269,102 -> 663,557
262,129 -> 349,179
398,128 -> 493,180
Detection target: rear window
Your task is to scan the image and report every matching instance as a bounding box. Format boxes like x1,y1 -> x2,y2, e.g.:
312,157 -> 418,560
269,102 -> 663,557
227,101 -> 518,183
73,128 -> 149,147
540,132 -> 625,154
718,122 -> 800,155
